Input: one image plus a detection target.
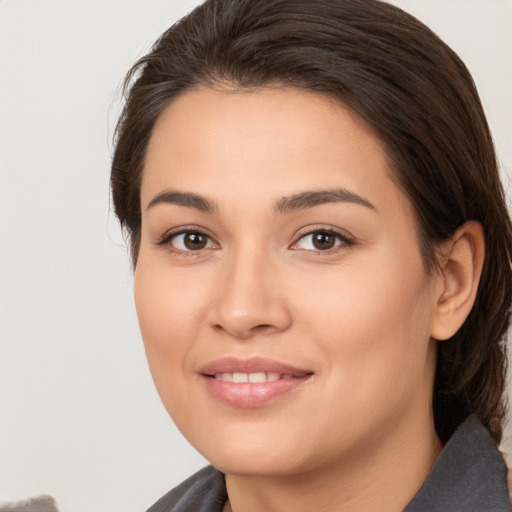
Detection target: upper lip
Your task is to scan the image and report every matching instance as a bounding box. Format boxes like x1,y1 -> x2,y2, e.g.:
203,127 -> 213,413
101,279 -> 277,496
199,357 -> 313,378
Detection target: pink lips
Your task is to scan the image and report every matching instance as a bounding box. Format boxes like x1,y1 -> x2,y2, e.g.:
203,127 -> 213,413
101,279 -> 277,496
199,357 -> 313,408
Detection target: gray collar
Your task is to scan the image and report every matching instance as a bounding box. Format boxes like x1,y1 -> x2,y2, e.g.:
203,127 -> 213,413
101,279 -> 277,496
404,415 -> 511,511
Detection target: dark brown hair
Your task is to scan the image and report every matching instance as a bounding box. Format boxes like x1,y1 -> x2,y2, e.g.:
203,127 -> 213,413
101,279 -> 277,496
111,0 -> 512,443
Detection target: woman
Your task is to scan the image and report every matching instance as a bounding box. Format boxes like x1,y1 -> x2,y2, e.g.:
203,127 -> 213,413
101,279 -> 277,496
111,0 -> 512,510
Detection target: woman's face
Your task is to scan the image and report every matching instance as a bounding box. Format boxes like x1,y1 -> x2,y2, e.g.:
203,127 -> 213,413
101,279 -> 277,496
135,87 -> 442,476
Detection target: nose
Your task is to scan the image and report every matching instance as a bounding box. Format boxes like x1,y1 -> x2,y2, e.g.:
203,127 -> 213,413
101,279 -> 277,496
208,250 -> 292,339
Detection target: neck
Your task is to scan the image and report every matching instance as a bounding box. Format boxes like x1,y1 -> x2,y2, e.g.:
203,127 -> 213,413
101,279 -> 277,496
224,412 -> 442,512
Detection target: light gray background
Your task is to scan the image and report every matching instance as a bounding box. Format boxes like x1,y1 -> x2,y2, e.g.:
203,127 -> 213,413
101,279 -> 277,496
0,2 -> 510,512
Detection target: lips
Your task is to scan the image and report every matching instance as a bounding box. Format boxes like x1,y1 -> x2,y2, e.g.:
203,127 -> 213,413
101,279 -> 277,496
199,357 -> 313,407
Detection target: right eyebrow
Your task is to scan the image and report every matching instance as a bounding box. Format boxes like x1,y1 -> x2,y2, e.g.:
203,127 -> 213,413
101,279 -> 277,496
146,190 -> 217,213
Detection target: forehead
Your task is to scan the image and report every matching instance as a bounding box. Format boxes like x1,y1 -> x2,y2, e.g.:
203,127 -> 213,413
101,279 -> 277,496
142,86 -> 409,218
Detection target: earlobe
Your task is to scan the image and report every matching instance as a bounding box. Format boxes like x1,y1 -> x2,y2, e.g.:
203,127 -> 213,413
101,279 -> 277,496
430,221 -> 485,341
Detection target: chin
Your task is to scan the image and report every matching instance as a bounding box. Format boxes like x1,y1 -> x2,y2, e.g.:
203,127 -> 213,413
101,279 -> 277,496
210,452 -> 307,478
189,426 -> 321,478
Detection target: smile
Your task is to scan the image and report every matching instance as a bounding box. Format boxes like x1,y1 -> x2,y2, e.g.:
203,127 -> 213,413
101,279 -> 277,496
200,358 -> 313,407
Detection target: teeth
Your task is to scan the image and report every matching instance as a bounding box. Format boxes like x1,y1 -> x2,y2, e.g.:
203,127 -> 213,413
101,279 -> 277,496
213,372 -> 291,382
248,372 -> 267,383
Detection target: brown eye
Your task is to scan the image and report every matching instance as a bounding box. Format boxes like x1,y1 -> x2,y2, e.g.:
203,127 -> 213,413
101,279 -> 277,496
167,231 -> 215,251
311,231 -> 337,250
292,229 -> 353,252
183,232 -> 208,250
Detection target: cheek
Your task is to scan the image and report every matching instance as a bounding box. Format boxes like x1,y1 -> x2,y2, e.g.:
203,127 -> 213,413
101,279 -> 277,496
133,260 -> 206,429
294,253 -> 434,388
288,258 -> 436,453
134,256 -> 201,376
135,247 -> 210,333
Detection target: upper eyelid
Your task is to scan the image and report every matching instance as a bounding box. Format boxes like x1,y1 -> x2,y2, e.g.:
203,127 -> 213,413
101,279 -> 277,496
156,225 -> 217,245
156,229 -> 220,257
292,225 -> 354,241
290,227 -> 356,250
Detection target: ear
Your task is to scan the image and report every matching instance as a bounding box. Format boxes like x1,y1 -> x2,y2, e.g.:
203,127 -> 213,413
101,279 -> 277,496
430,221 -> 485,341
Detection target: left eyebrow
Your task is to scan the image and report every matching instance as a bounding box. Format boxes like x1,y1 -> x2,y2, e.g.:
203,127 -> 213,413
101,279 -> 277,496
275,188 -> 376,214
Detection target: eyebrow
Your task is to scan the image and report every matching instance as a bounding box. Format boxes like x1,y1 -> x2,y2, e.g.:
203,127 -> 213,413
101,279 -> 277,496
146,187 -> 375,215
147,190 -> 218,213
275,188 -> 375,213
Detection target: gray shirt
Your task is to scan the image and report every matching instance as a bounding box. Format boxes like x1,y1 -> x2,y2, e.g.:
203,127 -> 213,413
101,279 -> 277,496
147,415 -> 511,512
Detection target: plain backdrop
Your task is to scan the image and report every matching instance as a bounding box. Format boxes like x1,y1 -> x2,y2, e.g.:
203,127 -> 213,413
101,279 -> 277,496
0,1 -> 511,512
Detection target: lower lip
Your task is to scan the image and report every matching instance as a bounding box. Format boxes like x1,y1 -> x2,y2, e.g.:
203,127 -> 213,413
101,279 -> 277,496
202,375 -> 312,408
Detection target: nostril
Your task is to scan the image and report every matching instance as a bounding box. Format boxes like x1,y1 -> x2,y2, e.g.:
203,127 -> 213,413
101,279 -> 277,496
253,324 -> 274,332
212,322 -> 276,339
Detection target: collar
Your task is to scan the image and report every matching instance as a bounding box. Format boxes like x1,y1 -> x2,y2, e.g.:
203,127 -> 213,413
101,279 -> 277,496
404,414 -> 511,511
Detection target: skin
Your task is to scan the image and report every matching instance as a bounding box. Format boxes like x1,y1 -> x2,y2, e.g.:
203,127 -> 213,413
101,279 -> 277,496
135,87 -> 484,512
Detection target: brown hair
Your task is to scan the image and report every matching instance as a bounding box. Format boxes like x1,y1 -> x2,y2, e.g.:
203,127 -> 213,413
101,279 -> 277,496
111,0 -> 512,443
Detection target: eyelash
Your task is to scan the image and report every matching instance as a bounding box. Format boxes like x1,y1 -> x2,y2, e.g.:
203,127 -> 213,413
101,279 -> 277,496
156,227 -> 218,255
156,226 -> 356,255
290,227 -> 356,253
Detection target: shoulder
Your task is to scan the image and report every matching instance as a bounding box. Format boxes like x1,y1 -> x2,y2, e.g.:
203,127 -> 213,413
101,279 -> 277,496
405,415 -> 511,512
146,466 -> 227,512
